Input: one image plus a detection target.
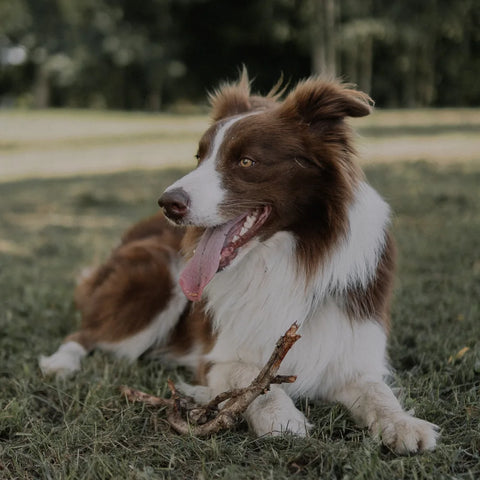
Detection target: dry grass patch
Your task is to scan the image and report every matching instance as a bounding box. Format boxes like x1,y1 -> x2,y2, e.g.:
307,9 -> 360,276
1,108 -> 479,181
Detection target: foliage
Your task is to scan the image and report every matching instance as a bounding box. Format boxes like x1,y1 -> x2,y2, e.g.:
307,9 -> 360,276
0,0 -> 479,109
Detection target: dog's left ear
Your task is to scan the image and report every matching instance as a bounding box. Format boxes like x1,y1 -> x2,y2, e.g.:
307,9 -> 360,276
209,67 -> 253,122
280,78 -> 373,124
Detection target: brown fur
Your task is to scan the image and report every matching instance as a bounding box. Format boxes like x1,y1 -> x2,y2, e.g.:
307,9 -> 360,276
120,211 -> 184,245
61,71 -> 393,378
209,67 -> 283,122
341,232 -> 396,332
166,301 -> 215,383
180,226 -> 205,260
71,213 -> 183,350
198,73 -> 372,280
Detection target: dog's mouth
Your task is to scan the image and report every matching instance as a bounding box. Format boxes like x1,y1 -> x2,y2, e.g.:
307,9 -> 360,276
179,206 -> 271,301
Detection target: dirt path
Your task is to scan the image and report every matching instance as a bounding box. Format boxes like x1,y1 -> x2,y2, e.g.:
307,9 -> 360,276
0,111 -> 208,181
1,109 -> 479,182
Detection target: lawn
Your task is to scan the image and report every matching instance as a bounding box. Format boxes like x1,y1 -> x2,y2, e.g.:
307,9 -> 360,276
0,110 -> 479,479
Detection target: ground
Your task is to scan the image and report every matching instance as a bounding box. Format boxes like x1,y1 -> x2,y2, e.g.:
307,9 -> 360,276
0,109 -> 479,479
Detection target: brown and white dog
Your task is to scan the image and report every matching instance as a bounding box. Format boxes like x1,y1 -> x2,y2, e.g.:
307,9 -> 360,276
40,71 -> 438,453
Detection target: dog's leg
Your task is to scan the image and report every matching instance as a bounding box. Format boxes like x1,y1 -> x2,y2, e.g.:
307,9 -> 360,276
40,234 -> 187,378
39,331 -> 90,378
39,289 -> 187,378
332,377 -> 438,453
206,362 -> 312,436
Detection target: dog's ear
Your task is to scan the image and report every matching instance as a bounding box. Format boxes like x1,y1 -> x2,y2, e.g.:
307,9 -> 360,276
280,78 -> 373,124
209,67 -> 253,121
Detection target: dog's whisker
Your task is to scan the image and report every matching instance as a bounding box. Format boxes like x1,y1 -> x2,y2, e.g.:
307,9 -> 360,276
221,201 -> 274,209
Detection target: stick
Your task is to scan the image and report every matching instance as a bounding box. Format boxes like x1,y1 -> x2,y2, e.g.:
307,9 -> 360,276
121,323 -> 300,436
120,385 -> 173,407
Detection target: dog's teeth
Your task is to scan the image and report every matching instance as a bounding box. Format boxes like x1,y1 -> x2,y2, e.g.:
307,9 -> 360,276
244,216 -> 255,228
234,211 -> 259,242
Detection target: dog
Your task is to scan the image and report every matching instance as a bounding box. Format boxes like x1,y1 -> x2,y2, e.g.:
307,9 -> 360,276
40,70 -> 438,453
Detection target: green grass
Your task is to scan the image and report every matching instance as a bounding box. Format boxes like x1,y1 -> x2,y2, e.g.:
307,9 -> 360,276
0,112 -> 479,479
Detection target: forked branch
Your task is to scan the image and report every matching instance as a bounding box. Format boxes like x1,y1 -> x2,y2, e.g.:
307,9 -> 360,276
121,323 -> 300,436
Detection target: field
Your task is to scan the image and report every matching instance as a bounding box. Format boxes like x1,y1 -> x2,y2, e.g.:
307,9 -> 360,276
0,109 -> 479,479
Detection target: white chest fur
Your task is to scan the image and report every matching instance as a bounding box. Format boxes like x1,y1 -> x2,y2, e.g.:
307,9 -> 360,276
204,182 -> 391,399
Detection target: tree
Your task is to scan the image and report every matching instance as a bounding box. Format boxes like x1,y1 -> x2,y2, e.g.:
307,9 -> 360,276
308,0 -> 337,76
1,0 -> 479,108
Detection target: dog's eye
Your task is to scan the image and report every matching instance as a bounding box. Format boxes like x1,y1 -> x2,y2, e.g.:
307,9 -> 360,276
194,154 -> 200,164
239,157 -> 255,168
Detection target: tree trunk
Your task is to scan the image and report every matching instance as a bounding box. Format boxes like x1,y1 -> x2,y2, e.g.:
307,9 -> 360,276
358,36 -> 373,94
33,65 -> 50,109
342,41 -> 358,84
324,0 -> 336,75
403,50 -> 417,108
418,36 -> 436,106
311,0 -> 336,76
147,89 -> 162,111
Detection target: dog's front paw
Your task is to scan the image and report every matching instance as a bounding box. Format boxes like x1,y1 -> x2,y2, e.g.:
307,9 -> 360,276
246,391 -> 312,437
371,412 -> 439,454
39,341 -> 87,378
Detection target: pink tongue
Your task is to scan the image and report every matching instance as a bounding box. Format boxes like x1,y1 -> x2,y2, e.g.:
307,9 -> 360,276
179,217 -> 242,301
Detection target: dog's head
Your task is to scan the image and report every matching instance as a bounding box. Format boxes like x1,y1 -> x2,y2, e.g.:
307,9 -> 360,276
159,69 -> 372,301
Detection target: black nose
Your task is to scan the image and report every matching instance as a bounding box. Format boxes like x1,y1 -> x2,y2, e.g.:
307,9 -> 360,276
158,188 -> 190,222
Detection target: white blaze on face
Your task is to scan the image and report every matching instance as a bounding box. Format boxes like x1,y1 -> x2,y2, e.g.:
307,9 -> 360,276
164,114 -> 247,227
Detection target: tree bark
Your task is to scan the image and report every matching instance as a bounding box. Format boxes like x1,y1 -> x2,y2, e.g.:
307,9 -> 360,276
33,65 -> 50,108
358,36 -> 373,95
311,0 -> 336,76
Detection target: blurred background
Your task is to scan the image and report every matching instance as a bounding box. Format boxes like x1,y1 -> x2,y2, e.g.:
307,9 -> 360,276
1,0 -> 479,111
1,0 -> 479,179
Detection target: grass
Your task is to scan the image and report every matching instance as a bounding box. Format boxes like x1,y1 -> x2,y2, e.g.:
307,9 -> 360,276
0,110 -> 479,479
